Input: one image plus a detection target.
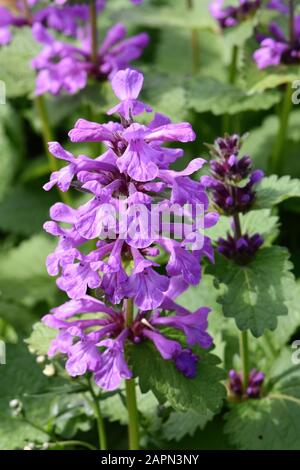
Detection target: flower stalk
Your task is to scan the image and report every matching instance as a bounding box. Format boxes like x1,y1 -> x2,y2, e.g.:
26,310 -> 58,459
186,0 -> 200,73
87,377 -> 107,451
89,0 -> 98,65
270,82 -> 293,174
125,298 -> 140,451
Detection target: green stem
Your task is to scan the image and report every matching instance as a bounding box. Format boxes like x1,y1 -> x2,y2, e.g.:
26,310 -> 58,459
222,45 -> 239,134
51,440 -> 97,451
239,330 -> 250,389
90,0 -> 98,64
35,95 -> 71,205
186,0 -> 200,73
125,298 -> 140,450
87,378 -> 107,450
232,212 -> 250,390
270,82 -> 293,174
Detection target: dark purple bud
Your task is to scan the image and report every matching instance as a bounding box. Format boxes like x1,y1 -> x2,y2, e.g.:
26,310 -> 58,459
229,368 -> 264,399
218,233 -> 264,265
228,369 -> 243,396
174,349 -> 198,379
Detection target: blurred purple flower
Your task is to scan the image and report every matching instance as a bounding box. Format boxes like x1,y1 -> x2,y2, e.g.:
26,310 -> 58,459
210,0 -> 261,30
32,23 -> 149,95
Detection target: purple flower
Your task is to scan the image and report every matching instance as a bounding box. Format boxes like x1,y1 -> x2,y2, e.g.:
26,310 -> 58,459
108,68 -> 152,120
210,0 -> 261,30
267,0 -> 289,14
0,1 -> 105,47
202,134 -> 264,215
42,68 -> 218,390
254,11 -> 300,68
229,368 -> 265,399
218,233 -> 264,265
43,292 -> 213,388
32,22 -> 149,96
174,349 -> 199,379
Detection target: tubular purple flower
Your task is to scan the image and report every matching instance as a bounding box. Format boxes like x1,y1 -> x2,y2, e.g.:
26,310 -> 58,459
42,68 -> 218,390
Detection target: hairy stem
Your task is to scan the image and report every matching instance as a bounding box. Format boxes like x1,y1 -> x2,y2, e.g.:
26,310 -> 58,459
87,377 -> 107,450
125,298 -> 140,450
90,0 -> 98,64
270,82 -> 293,174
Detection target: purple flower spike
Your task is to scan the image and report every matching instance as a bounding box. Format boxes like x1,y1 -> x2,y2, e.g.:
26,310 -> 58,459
218,233 -> 264,265
203,134 -> 264,215
42,67 -> 217,390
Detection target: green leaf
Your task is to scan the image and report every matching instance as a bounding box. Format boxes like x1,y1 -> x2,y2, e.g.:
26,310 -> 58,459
0,185 -> 57,236
225,349 -> 300,450
162,409 -> 214,442
0,343 -> 56,449
0,301 -> 36,335
209,247 -> 293,337
112,0 -> 216,31
255,175 -> 300,209
127,341 -> 226,415
154,29 -> 224,80
186,77 -> 280,115
223,17 -> 258,48
0,234 -> 57,307
0,105 -> 24,203
25,322 -> 57,355
142,72 -> 188,122
0,28 -> 40,97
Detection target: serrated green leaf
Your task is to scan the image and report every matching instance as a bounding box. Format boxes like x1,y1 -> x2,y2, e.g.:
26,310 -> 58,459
128,341 -> 226,415
186,77 -> 280,115
255,175 -> 300,209
0,28 -> 40,97
209,247 -> 293,337
25,322 -> 57,355
0,343 -> 56,449
162,409 -> 214,442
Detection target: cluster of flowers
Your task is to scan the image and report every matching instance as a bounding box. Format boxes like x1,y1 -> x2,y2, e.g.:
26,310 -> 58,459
42,68 -> 218,391
0,0 -> 106,46
0,0 -> 148,96
201,134 -> 264,265
209,0 -> 261,29
254,1 -> 300,69
229,369 -> 265,399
